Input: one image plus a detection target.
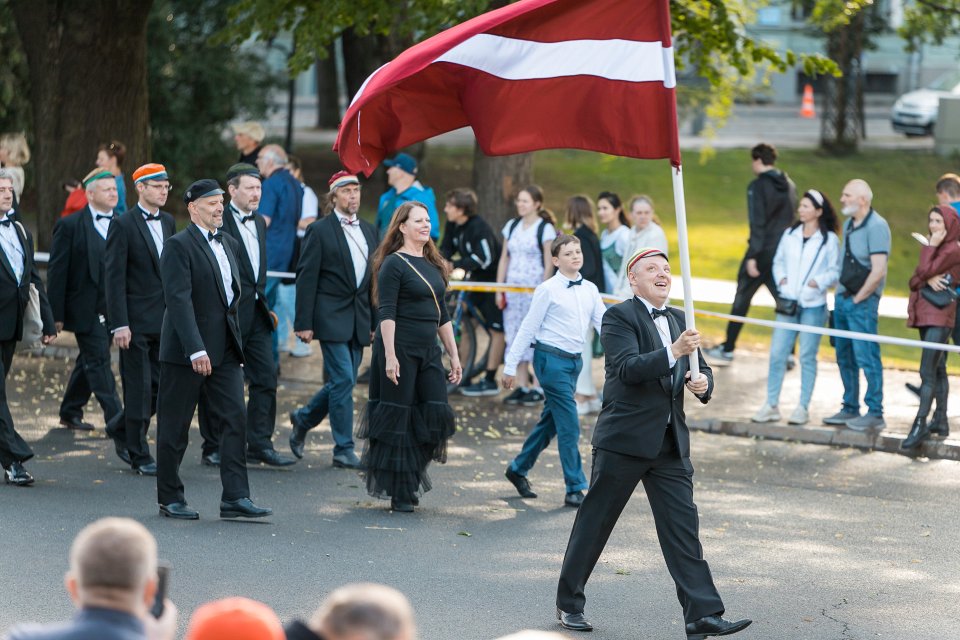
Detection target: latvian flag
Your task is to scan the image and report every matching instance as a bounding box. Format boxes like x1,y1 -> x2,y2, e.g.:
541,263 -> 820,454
334,0 -> 681,175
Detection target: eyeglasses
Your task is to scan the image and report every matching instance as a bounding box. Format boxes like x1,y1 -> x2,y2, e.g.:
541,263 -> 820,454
144,183 -> 172,191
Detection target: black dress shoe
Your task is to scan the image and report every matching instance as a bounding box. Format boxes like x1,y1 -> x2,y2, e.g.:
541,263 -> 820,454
332,450 -> 364,469
133,462 -> 158,476
248,448 -> 297,467
557,608 -> 593,632
220,497 -> 272,518
201,452 -> 221,466
905,382 -> 921,398
685,614 -> 752,639
564,490 -> 585,507
505,467 -> 537,498
288,411 -> 309,459
391,498 -> 415,512
59,418 -> 95,431
3,461 -> 35,486
159,502 -> 199,520
107,436 -> 132,466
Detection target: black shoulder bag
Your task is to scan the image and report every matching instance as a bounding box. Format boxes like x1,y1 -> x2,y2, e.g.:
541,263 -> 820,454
839,226 -> 871,296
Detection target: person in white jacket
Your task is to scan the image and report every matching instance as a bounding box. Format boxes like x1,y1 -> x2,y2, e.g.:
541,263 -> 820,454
753,189 -> 840,425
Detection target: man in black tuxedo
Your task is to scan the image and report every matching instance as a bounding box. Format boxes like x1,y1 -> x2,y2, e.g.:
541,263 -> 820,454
47,169 -> 128,463
198,163 -> 295,468
0,170 -> 57,486
105,164 -> 177,476
289,171 -> 377,468
155,179 -> 271,520
555,248 -> 751,640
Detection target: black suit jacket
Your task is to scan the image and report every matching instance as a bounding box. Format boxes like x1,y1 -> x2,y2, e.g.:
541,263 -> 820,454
219,204 -> 272,339
159,225 -> 243,366
104,206 -> 176,335
0,220 -> 55,342
47,206 -> 111,333
295,213 -> 378,345
592,299 -> 713,461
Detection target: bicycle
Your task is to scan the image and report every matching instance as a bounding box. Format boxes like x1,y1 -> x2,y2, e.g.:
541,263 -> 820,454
442,273 -> 493,393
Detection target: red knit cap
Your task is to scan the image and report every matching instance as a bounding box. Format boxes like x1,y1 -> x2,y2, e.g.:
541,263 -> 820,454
184,597 -> 284,640
328,170 -> 359,192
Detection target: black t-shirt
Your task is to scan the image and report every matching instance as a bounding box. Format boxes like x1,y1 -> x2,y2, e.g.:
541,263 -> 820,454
377,253 -> 450,345
438,215 -> 501,282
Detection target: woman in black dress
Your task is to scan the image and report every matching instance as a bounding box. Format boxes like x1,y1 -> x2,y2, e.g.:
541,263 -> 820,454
360,202 -> 462,512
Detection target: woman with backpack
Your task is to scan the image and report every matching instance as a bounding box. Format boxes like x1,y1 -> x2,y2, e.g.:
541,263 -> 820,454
496,185 -> 557,406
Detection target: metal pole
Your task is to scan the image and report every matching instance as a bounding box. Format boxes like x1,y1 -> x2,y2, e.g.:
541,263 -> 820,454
671,164 -> 700,378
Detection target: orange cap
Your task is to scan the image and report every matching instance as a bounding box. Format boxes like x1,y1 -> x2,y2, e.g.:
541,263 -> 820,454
185,597 -> 284,640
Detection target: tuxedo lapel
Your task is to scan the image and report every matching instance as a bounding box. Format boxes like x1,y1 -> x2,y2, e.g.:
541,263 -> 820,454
358,221 -> 376,290
132,208 -> 162,273
666,311 -> 688,396
255,216 -> 267,288
631,298 -> 671,394
0,226 -> 17,283
222,209 -> 254,282
190,225 -> 228,308
82,209 -> 102,285
224,239 -> 242,308
331,215 -> 357,288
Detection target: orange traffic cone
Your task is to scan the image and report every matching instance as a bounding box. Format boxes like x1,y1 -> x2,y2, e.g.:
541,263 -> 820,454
800,84 -> 816,119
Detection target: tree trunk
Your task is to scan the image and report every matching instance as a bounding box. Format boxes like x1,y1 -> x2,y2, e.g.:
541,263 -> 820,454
314,47 -> 342,129
472,146 -> 534,232
820,13 -> 865,154
11,0 -> 152,248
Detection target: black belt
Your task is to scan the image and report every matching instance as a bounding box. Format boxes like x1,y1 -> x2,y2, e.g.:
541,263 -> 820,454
532,341 -> 580,360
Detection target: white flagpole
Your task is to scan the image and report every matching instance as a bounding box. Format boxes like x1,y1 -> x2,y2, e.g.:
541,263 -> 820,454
671,164 -> 700,378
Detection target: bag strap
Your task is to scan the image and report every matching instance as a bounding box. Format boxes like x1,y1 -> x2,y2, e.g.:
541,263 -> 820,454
396,253 -> 441,323
798,235 -> 824,289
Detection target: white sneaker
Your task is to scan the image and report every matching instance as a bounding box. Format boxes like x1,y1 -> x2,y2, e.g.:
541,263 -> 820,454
751,403 -> 781,423
788,406 -> 809,425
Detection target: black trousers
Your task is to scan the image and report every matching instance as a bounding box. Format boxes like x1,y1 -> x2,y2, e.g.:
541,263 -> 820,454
156,348 -> 250,505
59,321 -> 124,438
119,332 -> 160,466
722,256 -> 778,352
917,326 -> 951,421
557,441 -> 725,623
198,314 -> 277,454
0,340 -> 33,467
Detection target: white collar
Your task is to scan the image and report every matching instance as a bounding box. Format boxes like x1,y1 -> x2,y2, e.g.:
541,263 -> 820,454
635,295 -> 668,314
334,209 -> 358,224
90,206 -> 113,218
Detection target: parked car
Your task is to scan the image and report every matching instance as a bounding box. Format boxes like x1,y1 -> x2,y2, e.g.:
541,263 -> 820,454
891,70 -> 960,136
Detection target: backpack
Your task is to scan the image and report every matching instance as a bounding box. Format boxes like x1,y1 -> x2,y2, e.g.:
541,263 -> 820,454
507,216 -> 549,260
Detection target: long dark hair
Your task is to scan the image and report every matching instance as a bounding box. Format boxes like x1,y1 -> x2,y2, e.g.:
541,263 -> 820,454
520,184 -> 557,228
371,201 -> 449,306
792,189 -> 839,236
598,191 -> 629,226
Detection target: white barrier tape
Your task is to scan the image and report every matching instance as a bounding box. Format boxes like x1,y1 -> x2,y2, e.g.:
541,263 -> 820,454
698,308 -> 960,354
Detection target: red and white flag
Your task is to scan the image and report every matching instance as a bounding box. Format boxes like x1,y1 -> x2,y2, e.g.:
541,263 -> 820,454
335,0 -> 680,175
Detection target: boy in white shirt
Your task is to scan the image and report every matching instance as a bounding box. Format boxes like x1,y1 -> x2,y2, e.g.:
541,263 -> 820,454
503,235 -> 607,507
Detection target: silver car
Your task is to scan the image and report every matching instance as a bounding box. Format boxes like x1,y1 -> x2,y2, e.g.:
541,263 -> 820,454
891,70 -> 960,136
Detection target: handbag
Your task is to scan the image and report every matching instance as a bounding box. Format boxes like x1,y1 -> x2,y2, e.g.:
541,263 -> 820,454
920,280 -> 958,309
839,229 -> 871,295
13,222 -> 43,350
775,235 -> 823,317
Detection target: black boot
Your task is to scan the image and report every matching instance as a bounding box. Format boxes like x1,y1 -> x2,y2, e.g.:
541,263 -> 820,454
901,417 -> 930,450
929,412 -> 949,437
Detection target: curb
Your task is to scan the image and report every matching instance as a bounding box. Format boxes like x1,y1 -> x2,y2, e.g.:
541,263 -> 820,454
689,418 -> 960,461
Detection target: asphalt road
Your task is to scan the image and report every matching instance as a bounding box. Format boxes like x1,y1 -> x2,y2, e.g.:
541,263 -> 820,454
2,355 -> 959,640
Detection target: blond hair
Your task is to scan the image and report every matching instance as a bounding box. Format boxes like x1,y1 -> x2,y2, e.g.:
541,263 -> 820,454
0,133 -> 31,166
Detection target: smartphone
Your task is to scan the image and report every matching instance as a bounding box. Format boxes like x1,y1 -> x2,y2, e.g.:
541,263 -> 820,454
150,561 -> 171,618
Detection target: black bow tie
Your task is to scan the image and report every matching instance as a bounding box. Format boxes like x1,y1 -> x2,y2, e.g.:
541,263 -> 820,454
96,214 -> 113,222
567,278 -> 583,288
143,213 -> 159,222
650,307 -> 669,319
340,217 -> 359,227
208,231 -> 222,243
240,214 -> 256,225
0,219 -> 11,227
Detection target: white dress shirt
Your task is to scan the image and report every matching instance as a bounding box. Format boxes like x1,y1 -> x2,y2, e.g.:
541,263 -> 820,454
0,212 -> 25,284
335,209 -> 368,288
635,295 -> 677,369
138,204 -> 165,257
189,224 -> 236,362
230,204 -> 261,279
90,207 -> 113,240
503,271 -> 607,376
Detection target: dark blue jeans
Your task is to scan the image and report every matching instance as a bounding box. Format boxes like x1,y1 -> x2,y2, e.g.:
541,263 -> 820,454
833,293 -> 883,417
509,349 -> 588,493
294,340 -> 362,455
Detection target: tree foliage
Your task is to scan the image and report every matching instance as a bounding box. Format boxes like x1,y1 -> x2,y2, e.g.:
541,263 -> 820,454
147,0 -> 281,195
899,0 -> 960,50
0,0 -> 30,133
